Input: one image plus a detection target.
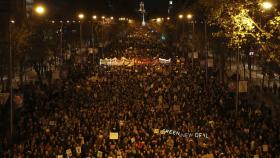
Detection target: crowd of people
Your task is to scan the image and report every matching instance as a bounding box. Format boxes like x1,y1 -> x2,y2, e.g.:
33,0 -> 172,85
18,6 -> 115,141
1,27 -> 280,158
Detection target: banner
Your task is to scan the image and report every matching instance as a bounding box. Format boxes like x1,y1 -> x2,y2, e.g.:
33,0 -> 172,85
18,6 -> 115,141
100,57 -> 171,66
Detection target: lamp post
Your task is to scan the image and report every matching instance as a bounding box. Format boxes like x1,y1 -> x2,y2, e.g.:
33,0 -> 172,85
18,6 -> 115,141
92,15 -> 97,48
9,20 -> 15,148
204,21 -> 208,86
101,16 -> 106,57
60,21 -> 63,63
78,13 -> 85,53
186,14 -> 194,68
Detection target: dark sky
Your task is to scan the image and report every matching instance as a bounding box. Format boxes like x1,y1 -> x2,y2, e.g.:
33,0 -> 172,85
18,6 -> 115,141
45,0 -> 190,19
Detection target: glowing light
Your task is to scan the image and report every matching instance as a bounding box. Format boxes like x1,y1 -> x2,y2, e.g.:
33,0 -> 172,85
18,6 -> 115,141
92,15 -> 97,20
78,13 -> 85,19
34,5 -> 46,15
156,18 -> 162,23
178,14 -> 183,19
262,1 -> 273,10
187,14 -> 193,19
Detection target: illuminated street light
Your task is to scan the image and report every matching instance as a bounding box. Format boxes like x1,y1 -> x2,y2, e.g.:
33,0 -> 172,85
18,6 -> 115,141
34,5 -> 46,15
178,14 -> 183,19
262,1 -> 273,10
156,18 -> 162,23
102,16 -> 105,19
110,16 -> 114,20
186,14 -> 193,19
92,15 -> 97,20
167,17 -> 170,20
78,13 -> 85,19
10,20 -> 15,24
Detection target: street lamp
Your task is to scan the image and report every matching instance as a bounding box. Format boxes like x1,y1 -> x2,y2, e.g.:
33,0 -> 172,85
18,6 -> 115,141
78,13 -> 85,19
110,16 -> 114,20
187,14 -> 195,68
34,5 -> 46,15
186,14 -> 193,20
178,14 -> 183,19
92,15 -> 97,20
156,18 -> 162,23
59,21 -> 63,63
9,19 -> 15,146
78,13 -> 85,53
262,1 -> 273,10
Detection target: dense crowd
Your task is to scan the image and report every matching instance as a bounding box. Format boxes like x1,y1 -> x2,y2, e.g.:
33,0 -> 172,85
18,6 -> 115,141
1,27 -> 280,158
1,60 -> 278,158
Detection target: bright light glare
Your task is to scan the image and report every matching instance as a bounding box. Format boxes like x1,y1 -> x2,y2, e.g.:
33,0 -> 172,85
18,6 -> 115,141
93,15 -> 97,20
178,14 -> 183,19
262,1 -> 273,10
156,18 -> 162,23
78,13 -> 84,19
110,16 -> 114,20
34,5 -> 46,15
10,20 -> 15,23
187,14 -> 193,19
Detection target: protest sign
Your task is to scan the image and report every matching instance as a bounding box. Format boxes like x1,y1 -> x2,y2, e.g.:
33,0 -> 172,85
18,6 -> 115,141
109,132 -> 118,140
153,129 -> 159,134
49,121 -> 56,126
119,120 -> 124,126
239,81 -> 248,93
208,59 -> 214,67
76,146 -> 81,154
262,144 -> 268,152
202,153 -> 214,158
160,130 -> 166,135
97,151 -> 103,158
66,149 -> 72,157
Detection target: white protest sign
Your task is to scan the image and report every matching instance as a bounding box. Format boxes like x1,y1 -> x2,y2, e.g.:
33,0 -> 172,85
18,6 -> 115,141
262,144 -> 268,152
109,132 -> 118,140
76,146 -> 81,154
66,149 -> 72,157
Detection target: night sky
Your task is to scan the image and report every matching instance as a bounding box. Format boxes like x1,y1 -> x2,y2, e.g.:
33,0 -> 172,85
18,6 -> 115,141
44,0 -> 191,19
